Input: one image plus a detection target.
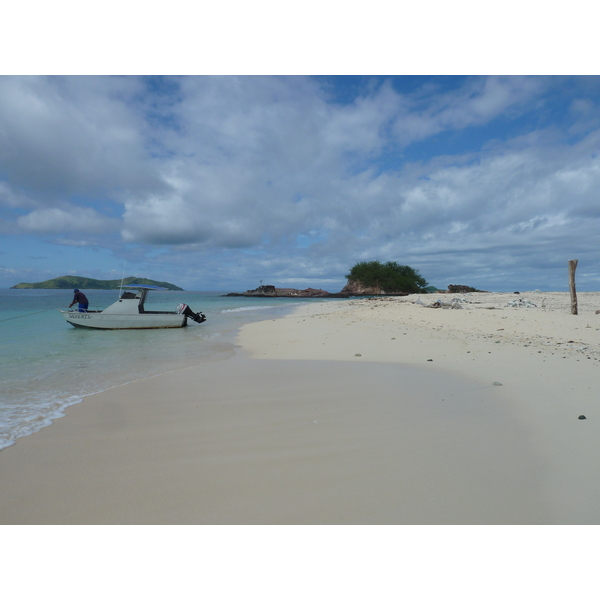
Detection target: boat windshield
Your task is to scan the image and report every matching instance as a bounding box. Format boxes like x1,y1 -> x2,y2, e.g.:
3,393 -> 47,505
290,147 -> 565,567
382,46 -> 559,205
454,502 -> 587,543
120,290 -> 142,300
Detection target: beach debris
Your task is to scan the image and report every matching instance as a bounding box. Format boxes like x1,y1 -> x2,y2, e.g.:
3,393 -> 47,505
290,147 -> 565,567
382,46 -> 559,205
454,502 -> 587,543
416,297 -> 466,309
493,381 -> 503,386
354,353 -> 362,357
578,415 -> 587,420
506,297 -> 537,308
427,358 -> 433,361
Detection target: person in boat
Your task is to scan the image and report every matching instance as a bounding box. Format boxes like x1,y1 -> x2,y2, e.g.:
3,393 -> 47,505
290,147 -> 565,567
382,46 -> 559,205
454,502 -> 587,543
69,289 -> 89,312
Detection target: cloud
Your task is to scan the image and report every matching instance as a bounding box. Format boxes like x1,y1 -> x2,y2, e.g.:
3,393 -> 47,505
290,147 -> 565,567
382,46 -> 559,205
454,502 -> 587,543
17,206 -> 118,234
0,181 -> 37,209
115,77 -> 408,248
391,76 -> 547,144
277,123 -> 600,290
51,239 -> 93,247
0,76 -> 165,197
114,76 -> 558,254
2,75 -> 600,291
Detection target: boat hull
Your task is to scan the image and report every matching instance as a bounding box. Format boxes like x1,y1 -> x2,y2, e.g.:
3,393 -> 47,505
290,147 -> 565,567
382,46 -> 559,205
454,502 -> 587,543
60,310 -> 187,329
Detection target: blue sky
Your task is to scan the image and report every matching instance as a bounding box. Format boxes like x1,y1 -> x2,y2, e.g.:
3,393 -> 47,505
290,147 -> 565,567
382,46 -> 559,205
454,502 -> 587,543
1,74 -> 600,292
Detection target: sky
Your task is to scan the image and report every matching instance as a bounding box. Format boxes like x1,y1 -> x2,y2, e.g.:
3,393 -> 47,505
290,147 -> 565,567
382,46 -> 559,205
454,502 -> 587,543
1,73 -> 600,292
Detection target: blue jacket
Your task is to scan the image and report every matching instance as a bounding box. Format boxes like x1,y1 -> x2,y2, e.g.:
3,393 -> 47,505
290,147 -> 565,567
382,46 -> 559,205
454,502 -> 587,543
72,291 -> 88,305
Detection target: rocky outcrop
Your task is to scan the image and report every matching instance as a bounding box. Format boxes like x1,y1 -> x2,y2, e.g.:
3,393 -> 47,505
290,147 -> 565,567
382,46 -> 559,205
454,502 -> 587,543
338,279 -> 409,296
224,285 -> 337,298
224,280 -> 412,298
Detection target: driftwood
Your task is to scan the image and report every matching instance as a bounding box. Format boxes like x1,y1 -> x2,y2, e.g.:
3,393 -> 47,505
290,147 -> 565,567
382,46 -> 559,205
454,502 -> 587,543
569,259 -> 578,315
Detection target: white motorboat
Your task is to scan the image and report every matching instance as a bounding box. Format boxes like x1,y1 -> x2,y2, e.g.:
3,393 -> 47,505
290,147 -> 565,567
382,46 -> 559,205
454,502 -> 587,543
59,285 -> 206,330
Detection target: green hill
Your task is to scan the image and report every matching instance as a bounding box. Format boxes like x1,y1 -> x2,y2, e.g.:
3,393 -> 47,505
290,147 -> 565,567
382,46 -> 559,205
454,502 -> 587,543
10,276 -> 184,291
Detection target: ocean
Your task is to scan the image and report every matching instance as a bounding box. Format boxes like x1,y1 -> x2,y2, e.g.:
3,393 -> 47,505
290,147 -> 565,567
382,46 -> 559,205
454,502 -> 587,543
0,288 -> 335,451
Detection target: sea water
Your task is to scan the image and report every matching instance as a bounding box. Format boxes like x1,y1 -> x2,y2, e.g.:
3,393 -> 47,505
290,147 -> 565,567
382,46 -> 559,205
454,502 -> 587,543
0,289 -> 335,450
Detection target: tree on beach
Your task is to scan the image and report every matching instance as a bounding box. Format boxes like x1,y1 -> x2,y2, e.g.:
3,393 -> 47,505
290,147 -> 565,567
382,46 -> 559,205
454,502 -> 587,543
345,261 -> 428,294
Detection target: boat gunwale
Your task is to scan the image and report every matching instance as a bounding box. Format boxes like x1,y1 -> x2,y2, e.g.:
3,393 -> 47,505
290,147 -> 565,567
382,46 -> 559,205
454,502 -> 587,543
66,321 -> 188,330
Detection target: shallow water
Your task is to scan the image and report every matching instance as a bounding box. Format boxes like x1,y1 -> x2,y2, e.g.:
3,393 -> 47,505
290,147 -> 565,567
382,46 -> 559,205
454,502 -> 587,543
0,289 -> 334,450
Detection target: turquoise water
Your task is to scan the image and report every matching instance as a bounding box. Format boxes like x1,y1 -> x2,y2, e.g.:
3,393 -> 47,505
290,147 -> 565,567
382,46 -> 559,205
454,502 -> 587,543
0,289 -> 335,450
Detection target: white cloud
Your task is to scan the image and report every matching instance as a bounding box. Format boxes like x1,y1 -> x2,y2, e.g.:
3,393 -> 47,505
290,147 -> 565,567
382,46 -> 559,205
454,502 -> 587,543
52,239 -> 93,247
17,207 -> 118,234
392,76 -> 547,143
0,181 -> 36,208
0,76 -> 163,196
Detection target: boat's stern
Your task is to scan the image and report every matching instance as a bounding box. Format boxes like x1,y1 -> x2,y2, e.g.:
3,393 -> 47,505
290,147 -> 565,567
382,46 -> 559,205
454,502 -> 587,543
177,303 -> 206,323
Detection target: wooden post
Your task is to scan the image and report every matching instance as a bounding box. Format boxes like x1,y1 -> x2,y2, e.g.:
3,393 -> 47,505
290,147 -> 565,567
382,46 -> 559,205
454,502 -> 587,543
569,259 -> 578,315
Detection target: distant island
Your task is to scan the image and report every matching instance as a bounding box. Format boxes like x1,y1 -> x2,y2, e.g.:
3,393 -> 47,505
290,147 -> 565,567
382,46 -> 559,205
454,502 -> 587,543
11,276 -> 184,291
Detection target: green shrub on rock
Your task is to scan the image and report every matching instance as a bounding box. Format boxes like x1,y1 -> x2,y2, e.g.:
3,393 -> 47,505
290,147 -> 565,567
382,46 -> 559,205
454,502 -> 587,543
345,261 -> 428,294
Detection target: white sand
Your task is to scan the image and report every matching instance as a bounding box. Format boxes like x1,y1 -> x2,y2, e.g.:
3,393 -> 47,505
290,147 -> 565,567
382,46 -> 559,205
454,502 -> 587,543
1,291 -> 599,524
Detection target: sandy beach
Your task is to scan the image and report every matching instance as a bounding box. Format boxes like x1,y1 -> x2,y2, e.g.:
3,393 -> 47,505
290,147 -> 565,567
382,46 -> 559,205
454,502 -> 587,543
1,291 -> 600,524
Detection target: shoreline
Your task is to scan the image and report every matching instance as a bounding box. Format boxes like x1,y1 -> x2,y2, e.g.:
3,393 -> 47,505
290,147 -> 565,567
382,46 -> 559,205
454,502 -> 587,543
1,292 -> 600,523
0,293 -> 313,451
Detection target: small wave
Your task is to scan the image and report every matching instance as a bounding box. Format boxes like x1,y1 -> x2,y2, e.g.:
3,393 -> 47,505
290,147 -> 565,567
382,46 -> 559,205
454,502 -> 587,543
220,301 -> 305,314
0,395 -> 83,451
220,305 -> 277,313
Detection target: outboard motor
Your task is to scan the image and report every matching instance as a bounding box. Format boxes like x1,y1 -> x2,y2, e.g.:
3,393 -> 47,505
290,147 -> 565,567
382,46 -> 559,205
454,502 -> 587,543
177,303 -> 207,324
